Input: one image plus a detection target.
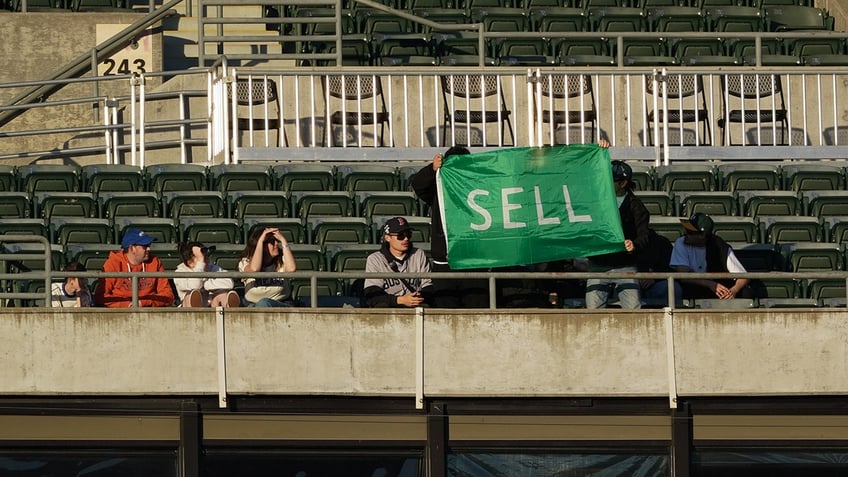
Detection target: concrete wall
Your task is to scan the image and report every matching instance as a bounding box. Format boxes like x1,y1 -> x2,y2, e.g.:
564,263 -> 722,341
0,12 -> 163,163
1,307 -> 846,399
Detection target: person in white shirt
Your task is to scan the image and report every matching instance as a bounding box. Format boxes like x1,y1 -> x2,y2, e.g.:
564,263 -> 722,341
238,227 -> 297,307
51,261 -> 92,308
174,241 -> 240,308
670,212 -> 751,301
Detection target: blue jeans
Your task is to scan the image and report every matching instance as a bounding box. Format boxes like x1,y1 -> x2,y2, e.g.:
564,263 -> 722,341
250,297 -> 294,307
585,265 -> 641,309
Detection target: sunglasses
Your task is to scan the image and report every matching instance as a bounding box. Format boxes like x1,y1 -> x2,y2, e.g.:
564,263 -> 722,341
390,230 -> 412,240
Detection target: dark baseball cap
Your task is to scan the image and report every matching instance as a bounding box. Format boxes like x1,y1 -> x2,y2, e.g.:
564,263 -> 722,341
680,213 -> 715,234
383,216 -> 412,235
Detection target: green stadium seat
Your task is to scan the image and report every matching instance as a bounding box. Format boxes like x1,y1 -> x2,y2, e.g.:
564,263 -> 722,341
634,191 -> 674,216
98,191 -> 161,220
807,279 -> 846,302
0,218 -> 47,239
67,243 -> 116,272
782,163 -> 845,191
80,164 -> 143,194
180,218 -> 242,245
730,242 -> 783,272
293,191 -> 356,219
738,190 -> 801,217
228,190 -> 291,220
336,163 -> 399,192
704,5 -> 762,32
357,191 -> 421,219
655,164 -> 716,192
470,6 -> 529,32
677,191 -> 737,216
760,216 -> 822,244
289,244 -> 327,271
0,165 -> 17,191
780,242 -> 842,272
17,164 -> 79,193
627,162 -> 654,191
243,217 -> 307,245
649,215 -> 684,242
717,163 -> 780,192
144,164 -> 207,195
50,217 -> 112,246
756,278 -> 803,299
35,192 -> 97,220
49,217 -> 114,247
588,6 -> 646,32
803,191 -> 848,218
273,163 -> 335,192
72,0 -> 132,12
711,216 -> 759,243
763,5 -> 832,31
208,164 -> 273,193
149,243 -> 182,271
531,6 -> 589,33
207,244 -> 244,273
291,278 -> 344,305
823,216 -> 848,244
162,191 -> 225,220
115,217 -> 179,245
308,217 -> 372,245
646,6 -> 703,32
1,242 -> 65,275
0,192 -> 32,218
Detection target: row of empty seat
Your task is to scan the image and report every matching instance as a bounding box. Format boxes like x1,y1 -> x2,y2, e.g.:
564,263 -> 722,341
6,160 -> 846,195
3,0 -> 134,11
333,0 -> 819,12
280,0 -> 839,67
0,163 -> 427,194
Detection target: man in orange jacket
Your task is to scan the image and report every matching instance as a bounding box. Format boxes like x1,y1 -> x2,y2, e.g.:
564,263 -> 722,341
94,228 -> 175,307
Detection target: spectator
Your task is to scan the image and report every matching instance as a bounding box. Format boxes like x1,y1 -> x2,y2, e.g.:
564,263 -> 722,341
585,159 -> 650,309
239,227 -> 296,307
409,146 -> 488,308
363,216 -> 433,308
94,228 -> 175,307
670,212 -> 752,301
636,229 -> 675,306
51,261 -> 92,308
174,241 -> 240,308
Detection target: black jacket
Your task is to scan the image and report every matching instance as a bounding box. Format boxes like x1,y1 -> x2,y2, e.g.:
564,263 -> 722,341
409,163 -> 448,263
589,191 -> 650,267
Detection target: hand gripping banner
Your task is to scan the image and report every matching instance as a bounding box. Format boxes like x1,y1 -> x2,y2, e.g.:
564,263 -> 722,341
436,144 -> 625,269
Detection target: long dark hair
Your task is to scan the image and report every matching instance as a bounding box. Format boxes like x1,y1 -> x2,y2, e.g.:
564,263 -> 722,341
240,227 -> 284,269
178,241 -> 203,265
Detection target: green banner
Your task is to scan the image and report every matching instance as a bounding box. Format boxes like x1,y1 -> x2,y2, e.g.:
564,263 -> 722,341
436,145 -> 625,269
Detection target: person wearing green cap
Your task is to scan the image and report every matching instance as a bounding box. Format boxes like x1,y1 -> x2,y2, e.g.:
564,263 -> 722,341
670,212 -> 751,301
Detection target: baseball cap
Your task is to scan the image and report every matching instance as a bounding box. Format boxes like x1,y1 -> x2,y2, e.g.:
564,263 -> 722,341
611,160 -> 632,181
121,228 -> 157,249
383,217 -> 412,235
680,212 -> 715,234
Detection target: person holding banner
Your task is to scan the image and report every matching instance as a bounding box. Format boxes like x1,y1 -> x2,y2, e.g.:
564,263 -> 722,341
363,216 -> 433,308
585,160 -> 650,309
410,146 -> 489,308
